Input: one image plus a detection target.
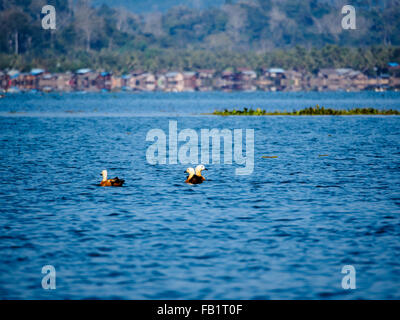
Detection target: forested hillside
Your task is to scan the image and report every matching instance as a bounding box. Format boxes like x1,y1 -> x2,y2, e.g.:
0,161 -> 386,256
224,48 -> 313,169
0,0 -> 399,73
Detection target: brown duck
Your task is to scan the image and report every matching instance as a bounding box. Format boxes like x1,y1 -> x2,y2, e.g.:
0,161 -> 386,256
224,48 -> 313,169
100,170 -> 125,187
185,165 -> 207,184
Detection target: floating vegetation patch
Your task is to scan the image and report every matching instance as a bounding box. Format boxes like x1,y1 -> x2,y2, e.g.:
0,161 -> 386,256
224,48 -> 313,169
8,110 -> 26,114
65,110 -> 84,113
212,105 -> 400,116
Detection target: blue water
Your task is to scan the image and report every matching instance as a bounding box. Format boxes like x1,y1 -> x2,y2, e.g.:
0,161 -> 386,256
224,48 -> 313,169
0,91 -> 399,299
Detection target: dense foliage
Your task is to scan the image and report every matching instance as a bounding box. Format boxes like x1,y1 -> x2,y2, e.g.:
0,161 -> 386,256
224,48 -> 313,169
213,105 -> 400,115
0,0 -> 399,73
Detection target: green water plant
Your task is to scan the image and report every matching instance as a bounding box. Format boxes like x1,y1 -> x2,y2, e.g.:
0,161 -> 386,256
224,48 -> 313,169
212,105 -> 400,116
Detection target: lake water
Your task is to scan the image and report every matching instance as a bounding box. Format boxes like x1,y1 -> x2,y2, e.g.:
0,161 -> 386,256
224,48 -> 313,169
0,91 -> 399,299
